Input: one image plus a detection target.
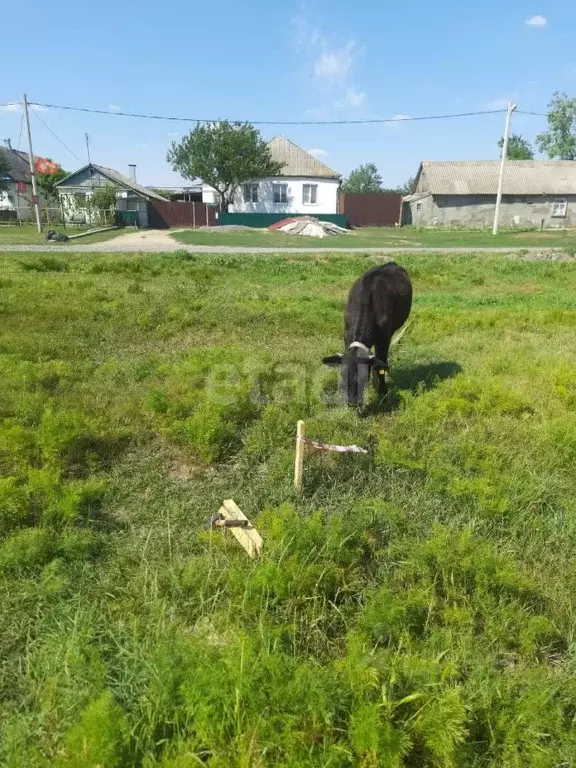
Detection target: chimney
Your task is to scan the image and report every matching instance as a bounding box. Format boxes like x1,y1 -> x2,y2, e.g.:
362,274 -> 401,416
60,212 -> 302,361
128,164 -> 137,183
4,138 -> 12,151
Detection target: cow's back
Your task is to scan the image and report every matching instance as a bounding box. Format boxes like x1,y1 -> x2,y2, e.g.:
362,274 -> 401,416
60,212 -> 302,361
345,262 -> 412,338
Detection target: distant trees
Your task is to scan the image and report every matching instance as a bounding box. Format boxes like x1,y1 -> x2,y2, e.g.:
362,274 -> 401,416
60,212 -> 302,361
37,165 -> 68,202
392,175 -> 416,196
498,134 -> 534,160
167,121 -> 283,212
536,91 -> 576,160
342,164 -> 415,195
91,184 -> 117,215
342,163 -> 383,193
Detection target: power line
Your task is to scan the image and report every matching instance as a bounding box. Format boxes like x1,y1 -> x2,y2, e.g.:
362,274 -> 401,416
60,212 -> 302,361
29,101 -> 507,126
517,109 -> 548,117
32,110 -> 82,162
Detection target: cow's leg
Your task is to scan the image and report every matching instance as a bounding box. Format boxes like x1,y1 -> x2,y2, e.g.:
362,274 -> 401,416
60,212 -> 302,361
373,332 -> 392,395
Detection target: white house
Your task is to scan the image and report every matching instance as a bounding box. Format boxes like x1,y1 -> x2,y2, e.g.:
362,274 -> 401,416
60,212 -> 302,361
55,164 -> 168,227
0,142 -> 51,221
202,137 -> 341,214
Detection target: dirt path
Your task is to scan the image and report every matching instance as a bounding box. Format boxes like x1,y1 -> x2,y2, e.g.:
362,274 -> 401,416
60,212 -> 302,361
0,229 -> 574,259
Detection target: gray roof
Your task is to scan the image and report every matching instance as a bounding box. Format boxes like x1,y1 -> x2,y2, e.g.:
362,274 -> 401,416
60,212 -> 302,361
418,160 -> 576,195
55,164 -> 169,201
0,147 -> 34,183
268,136 -> 340,179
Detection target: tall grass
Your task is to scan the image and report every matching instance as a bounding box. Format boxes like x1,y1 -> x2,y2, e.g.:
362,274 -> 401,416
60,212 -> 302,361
1,250 -> 576,766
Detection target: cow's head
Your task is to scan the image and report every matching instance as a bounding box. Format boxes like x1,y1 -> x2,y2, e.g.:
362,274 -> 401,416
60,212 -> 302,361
322,344 -> 387,408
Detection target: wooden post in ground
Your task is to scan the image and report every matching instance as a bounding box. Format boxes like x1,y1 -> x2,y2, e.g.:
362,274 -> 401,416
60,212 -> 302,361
294,420 -> 305,491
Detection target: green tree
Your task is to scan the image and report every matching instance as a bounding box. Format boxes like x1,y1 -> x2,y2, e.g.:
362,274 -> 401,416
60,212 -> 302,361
167,122 -> 283,211
394,175 -> 416,196
0,151 -> 10,193
498,134 -> 534,160
37,165 -> 68,201
536,91 -> 576,160
91,184 -> 117,218
342,162 -> 383,193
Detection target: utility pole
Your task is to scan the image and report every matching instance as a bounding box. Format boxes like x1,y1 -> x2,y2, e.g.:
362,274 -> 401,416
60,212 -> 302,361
22,94 -> 42,233
493,101 -> 516,235
85,132 -> 91,165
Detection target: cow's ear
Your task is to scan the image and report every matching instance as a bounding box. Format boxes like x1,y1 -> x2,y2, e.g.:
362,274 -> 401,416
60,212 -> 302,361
322,354 -> 343,367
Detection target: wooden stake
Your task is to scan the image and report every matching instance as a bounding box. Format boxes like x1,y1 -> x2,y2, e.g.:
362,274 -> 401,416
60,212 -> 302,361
218,499 -> 262,559
294,420 -> 305,491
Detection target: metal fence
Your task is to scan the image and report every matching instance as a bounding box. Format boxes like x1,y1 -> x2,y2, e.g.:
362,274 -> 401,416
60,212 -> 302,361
218,213 -> 348,228
148,201 -> 217,229
338,193 -> 402,227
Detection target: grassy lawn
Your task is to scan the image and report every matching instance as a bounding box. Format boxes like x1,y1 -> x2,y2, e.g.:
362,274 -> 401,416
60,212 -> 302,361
1,249 -> 576,766
172,224 -> 576,250
0,225 -> 128,246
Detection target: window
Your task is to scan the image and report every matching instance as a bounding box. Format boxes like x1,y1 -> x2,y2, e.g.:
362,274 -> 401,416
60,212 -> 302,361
74,193 -> 87,207
416,203 -> 422,211
243,183 -> 259,203
273,183 -> 288,204
302,184 -> 318,204
552,198 -> 568,217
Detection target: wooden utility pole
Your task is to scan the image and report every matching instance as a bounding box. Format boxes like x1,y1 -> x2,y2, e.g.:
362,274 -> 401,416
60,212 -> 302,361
493,102 -> 516,236
22,94 -> 42,233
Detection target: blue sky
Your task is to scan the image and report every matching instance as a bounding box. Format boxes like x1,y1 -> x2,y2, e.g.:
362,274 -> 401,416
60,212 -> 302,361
2,0 -> 575,186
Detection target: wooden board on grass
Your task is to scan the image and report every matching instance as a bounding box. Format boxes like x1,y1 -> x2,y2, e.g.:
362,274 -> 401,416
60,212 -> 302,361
219,499 -> 262,559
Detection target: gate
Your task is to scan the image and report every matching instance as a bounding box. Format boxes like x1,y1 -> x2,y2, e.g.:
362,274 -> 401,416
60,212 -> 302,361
147,201 -> 217,229
338,193 -> 402,227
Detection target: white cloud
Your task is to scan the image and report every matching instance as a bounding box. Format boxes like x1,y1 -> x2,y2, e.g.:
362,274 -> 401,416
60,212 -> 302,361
168,132 -> 180,137
0,102 -> 46,113
525,15 -> 547,26
345,87 -> 365,107
136,143 -> 148,148
294,7 -> 366,113
385,114 -> 411,130
315,41 -> 356,80
107,104 -> 122,113
307,148 -> 329,157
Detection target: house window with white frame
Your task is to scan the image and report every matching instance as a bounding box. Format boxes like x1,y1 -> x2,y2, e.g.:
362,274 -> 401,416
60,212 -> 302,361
552,198 -> 568,217
273,183 -> 288,204
243,183 -> 259,203
302,184 -> 318,204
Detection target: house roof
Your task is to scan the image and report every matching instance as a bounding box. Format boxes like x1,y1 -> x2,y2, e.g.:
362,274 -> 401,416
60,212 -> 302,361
403,191 -> 431,203
0,147 -> 34,183
417,160 -> 576,196
56,164 -> 169,201
268,137 -> 340,179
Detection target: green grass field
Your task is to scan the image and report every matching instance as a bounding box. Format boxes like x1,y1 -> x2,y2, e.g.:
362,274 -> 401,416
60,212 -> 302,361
0,225 -> 128,246
172,225 -> 576,250
1,249 -> 576,766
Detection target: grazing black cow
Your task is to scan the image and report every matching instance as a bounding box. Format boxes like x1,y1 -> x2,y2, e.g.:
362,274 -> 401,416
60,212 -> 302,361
322,262 -> 412,407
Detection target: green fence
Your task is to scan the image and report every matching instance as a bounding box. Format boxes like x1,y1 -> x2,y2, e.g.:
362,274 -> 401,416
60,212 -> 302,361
217,213 -> 348,229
